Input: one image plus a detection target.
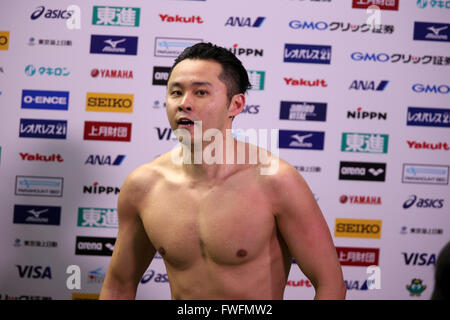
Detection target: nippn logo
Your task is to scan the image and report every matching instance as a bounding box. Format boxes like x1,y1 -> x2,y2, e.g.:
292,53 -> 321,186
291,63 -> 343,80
335,218 -> 382,239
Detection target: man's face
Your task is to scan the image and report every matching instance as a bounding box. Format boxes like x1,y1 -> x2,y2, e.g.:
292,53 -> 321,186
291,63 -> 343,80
166,59 -> 232,141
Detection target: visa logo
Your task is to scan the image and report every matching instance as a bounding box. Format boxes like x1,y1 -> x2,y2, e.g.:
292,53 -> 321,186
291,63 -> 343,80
16,265 -> 52,279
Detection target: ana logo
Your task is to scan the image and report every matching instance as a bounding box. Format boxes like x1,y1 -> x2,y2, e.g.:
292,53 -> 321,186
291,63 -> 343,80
154,37 -> 202,57
20,152 -> 64,163
225,16 -> 265,28
284,77 -> 328,88
19,119 -> 67,140
13,205 -> 61,226
340,195 -> 382,205
349,80 -> 389,91
339,161 -> 387,182
228,44 -> 263,57
413,22 -> 450,42
279,101 -> 327,122
403,253 -> 436,266
407,107 -> 450,128
351,52 -> 390,62
83,121 -> 132,142
352,0 -> 399,11
0,31 -> 9,50
16,265 -> 52,279
21,90 -> 69,110
90,69 -> 133,79
82,182 -> 120,195
86,93 -> 134,113
78,208 -> 118,228
407,140 -> 450,151
279,130 -> 325,150
402,164 -> 449,185
247,70 -> 265,90
347,107 -> 387,120
159,13 -> 203,24
284,44 -> 332,64
345,279 -> 375,291
336,247 -> 380,267
403,195 -> 444,209
407,279 -> 427,297
15,176 -> 63,197
90,35 -> 138,56
75,236 -> 116,256
412,83 -> 449,94
85,154 -> 125,166
341,133 -> 389,154
152,66 -> 171,86
92,6 -> 140,27
335,218 -> 382,239
30,6 -> 74,20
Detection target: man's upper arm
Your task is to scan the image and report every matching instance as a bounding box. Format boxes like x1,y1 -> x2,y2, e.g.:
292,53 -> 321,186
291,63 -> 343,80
269,161 -> 345,298
100,168 -> 156,299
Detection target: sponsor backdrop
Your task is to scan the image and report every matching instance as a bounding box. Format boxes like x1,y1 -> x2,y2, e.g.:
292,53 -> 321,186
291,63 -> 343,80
0,0 -> 448,300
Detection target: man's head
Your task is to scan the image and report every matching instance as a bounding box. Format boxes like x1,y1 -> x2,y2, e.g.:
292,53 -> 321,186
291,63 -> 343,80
169,42 -> 251,102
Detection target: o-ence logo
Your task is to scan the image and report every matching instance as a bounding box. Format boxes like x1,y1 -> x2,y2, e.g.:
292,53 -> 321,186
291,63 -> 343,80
335,218 -> 382,239
339,161 -> 386,182
86,92 -> 134,113
21,90 -> 69,110
75,236 -> 116,256
336,247 -> 380,267
0,31 -> 9,50
152,66 -> 170,86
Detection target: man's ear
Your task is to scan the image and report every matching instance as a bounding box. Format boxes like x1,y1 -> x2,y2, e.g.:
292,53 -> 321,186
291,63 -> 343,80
228,93 -> 245,119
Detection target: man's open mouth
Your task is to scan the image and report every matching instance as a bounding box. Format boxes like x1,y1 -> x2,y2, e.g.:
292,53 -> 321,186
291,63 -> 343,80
177,118 -> 195,126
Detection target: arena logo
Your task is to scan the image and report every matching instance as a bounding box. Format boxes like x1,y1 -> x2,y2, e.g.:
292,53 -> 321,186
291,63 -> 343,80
349,80 -> 389,91
30,6 -> 74,20
339,195 -> 382,205
83,121 -> 132,142
92,6 -> 140,27
407,140 -> 450,151
334,218 -> 382,239
279,130 -> 325,150
339,161 -> 386,182
228,44 -> 264,57
347,107 -> 387,120
20,152 -> 64,163
407,107 -> 450,128
13,204 -> 61,226
412,83 -> 449,94
351,52 -> 390,62
283,77 -> 328,88
159,13 -> 204,24
352,0 -> 399,11
336,247 -> 380,267
16,265 -> 52,279
86,93 -> 134,113
75,236 -> 116,256
225,16 -> 265,28
284,44 -> 332,64
402,164 -> 449,185
402,252 -> 436,266
82,182 -> 120,195
154,37 -> 202,58
152,66 -> 171,86
402,195 -> 444,209
91,68 -> 133,79
21,90 -> 69,110
279,101 -> 327,122
78,207 -> 118,228
15,176 -> 63,197
413,22 -> 450,42
341,133 -> 389,154
90,35 -> 138,56
84,154 -> 126,166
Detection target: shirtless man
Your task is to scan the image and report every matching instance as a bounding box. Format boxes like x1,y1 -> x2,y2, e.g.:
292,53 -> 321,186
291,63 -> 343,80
99,43 -> 346,300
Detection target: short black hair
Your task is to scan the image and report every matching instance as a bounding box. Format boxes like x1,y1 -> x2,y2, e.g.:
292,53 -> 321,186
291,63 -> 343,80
169,42 -> 251,101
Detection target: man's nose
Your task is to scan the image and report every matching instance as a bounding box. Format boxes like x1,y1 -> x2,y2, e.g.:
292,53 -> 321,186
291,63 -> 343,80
178,93 -> 193,112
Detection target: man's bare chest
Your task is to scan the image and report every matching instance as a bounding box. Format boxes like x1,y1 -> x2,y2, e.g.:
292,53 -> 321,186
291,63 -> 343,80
139,178 -> 276,268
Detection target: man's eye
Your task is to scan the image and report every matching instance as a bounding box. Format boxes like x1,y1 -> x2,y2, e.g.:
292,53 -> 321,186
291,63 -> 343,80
196,90 -> 208,96
171,90 -> 182,96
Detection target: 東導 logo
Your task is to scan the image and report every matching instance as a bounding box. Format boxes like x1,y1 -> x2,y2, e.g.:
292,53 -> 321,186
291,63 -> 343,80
341,133 -> 389,154
78,208 -> 118,228
92,6 -> 140,27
